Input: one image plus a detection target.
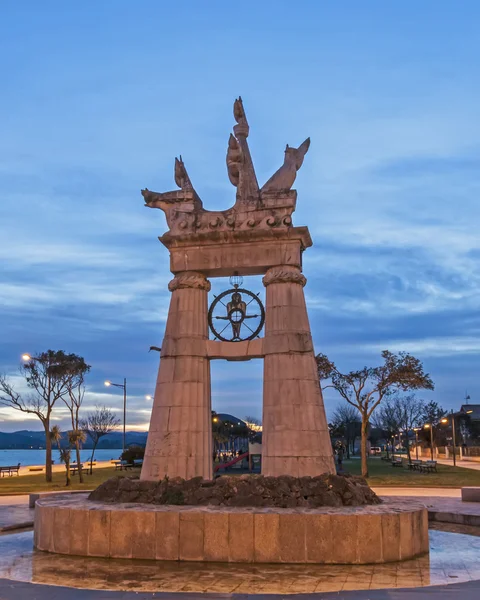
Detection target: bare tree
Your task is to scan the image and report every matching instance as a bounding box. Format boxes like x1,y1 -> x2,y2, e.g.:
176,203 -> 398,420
395,395 -> 425,462
331,405 -> 361,458
81,406 -> 120,474
0,350 -> 89,482
63,362 -> 90,482
372,399 -> 402,458
317,350 -> 434,477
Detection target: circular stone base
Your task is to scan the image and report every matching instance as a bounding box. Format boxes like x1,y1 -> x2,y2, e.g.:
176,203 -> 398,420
34,495 -> 429,564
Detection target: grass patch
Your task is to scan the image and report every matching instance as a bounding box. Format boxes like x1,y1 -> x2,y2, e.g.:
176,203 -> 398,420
345,457 -> 480,487
2,459 -> 479,494
0,467 -> 128,495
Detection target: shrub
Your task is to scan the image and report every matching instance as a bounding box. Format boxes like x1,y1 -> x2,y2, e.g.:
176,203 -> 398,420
120,445 -> 145,464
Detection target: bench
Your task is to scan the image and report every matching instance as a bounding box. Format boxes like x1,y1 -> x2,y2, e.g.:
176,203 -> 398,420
0,463 -> 21,477
133,459 -> 143,468
407,460 -> 423,471
422,460 -> 437,473
70,463 -> 89,476
391,458 -> 403,467
113,460 -> 132,471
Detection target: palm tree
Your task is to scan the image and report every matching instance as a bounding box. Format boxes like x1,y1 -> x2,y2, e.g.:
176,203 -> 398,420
69,429 -> 86,482
58,448 -> 71,486
50,426 -> 71,486
50,425 -> 62,451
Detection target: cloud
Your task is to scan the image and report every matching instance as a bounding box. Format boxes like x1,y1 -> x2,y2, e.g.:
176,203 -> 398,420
1,2 -> 479,432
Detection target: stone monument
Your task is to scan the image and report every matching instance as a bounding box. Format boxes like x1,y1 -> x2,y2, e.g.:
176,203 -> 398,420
33,100 -> 429,566
140,98 -> 335,481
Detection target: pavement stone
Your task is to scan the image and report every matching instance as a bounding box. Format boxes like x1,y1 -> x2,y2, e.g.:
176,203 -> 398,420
1,578 -> 480,599
0,503 -> 33,531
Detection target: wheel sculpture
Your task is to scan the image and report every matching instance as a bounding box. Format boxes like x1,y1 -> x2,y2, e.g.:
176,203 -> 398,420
208,274 -> 265,342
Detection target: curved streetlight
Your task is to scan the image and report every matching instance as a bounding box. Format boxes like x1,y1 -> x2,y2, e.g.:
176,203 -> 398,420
105,379 -> 127,453
145,395 -> 153,401
22,353 -> 32,361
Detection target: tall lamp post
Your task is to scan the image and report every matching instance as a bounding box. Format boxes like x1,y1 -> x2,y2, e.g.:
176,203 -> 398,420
424,423 -> 434,460
441,409 -> 473,468
105,378 -> 127,453
413,427 -> 421,460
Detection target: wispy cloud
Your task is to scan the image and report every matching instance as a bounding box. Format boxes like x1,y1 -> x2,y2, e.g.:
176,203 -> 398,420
0,1 -> 479,431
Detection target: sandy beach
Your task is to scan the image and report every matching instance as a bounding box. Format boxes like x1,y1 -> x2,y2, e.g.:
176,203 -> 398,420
9,460 -> 117,477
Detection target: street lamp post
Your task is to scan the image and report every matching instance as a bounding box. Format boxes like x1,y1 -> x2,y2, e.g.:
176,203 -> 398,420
105,378 -> 127,453
424,424 -> 434,460
451,412 -> 456,468
441,413 -> 456,467
413,428 -> 421,460
440,409 -> 473,468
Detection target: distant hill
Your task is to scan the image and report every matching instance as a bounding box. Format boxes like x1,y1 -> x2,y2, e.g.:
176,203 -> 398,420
0,430 -> 147,450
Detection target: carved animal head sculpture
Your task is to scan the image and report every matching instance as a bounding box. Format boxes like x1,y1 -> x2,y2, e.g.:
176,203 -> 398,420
285,138 -> 311,171
260,137 -> 311,193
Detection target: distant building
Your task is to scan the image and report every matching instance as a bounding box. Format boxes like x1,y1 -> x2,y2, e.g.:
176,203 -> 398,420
460,404 -> 480,421
216,414 -> 247,426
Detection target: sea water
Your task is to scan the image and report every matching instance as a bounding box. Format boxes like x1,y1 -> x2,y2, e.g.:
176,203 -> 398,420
0,448 -> 123,467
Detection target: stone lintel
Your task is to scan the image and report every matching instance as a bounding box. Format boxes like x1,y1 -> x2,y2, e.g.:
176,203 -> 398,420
207,338 -> 264,361
161,336 -> 208,359
160,227 -> 312,277
161,335 -> 310,360
263,332 -> 313,355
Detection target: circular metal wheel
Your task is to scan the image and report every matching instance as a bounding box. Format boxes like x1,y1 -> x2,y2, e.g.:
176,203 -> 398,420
208,288 -> 265,342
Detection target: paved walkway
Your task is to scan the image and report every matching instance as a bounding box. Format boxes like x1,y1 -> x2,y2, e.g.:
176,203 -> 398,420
0,578 -> 480,599
0,496 -> 32,531
0,495 -> 29,506
373,487 -> 461,497
435,458 -> 480,471
0,489 -> 479,598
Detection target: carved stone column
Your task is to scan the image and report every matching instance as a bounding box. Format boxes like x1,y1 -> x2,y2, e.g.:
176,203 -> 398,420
262,265 -> 335,477
141,271 -> 213,481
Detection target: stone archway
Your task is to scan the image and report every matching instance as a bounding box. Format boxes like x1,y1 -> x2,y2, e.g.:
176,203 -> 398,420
140,98 -> 335,481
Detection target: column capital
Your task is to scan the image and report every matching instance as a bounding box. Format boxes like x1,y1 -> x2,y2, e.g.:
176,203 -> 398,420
168,271 -> 211,292
262,265 -> 306,287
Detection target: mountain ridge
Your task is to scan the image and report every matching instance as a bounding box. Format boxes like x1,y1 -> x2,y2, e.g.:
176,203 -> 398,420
0,430 -> 148,450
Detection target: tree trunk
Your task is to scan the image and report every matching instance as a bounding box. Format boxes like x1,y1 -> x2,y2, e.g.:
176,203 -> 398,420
361,416 -> 369,478
406,435 -> 412,463
346,436 -> 351,459
90,443 -> 97,475
75,441 -> 83,483
65,458 -> 71,487
44,422 -> 53,483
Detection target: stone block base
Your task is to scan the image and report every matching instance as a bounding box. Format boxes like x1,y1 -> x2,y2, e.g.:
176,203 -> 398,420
34,495 -> 429,564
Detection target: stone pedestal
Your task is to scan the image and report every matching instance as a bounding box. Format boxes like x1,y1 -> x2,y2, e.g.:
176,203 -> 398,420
141,271 -> 213,481
262,266 -> 335,477
35,495 -> 430,564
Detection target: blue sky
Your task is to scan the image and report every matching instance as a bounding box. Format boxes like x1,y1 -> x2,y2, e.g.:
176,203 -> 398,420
1,1 -> 479,432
